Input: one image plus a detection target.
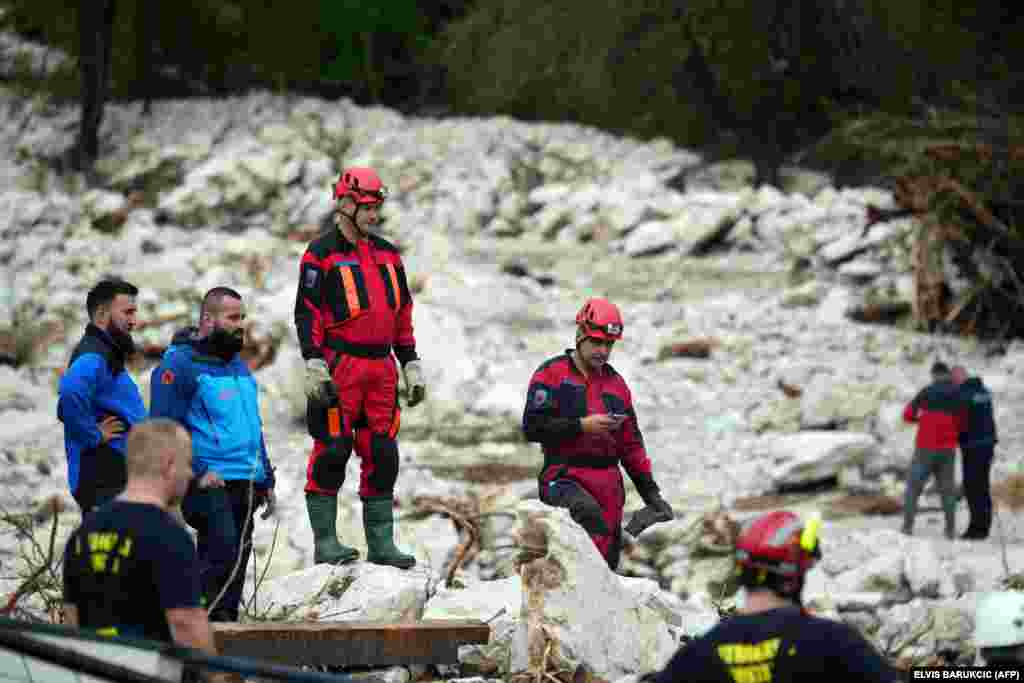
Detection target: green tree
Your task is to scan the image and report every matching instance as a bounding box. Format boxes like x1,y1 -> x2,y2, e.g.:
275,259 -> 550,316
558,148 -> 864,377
319,0 -> 429,103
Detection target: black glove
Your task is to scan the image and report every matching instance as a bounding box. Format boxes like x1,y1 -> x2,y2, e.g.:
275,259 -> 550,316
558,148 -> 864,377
633,474 -> 674,517
642,490 -> 674,520
624,475 -> 674,537
624,499 -> 674,538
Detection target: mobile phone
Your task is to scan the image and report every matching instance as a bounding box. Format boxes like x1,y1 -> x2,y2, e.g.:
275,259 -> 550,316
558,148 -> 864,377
609,412 -> 627,420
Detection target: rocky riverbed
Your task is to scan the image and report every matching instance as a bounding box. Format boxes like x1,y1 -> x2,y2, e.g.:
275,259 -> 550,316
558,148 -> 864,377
1,35 -> 1023,680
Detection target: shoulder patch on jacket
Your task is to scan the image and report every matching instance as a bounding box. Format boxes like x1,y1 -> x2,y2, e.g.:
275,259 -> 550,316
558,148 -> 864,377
303,266 -> 318,289
532,386 -> 549,408
161,369 -> 175,385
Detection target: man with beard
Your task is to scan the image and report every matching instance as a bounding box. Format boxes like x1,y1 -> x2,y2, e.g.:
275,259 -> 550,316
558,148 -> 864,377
522,297 -> 674,569
150,287 -> 277,623
59,278 -> 147,513
295,167 -> 424,569
62,419 -> 219,655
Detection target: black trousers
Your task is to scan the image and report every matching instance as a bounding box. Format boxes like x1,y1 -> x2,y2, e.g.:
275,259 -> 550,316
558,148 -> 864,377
181,480 -> 261,622
72,444 -> 126,513
961,443 -> 995,535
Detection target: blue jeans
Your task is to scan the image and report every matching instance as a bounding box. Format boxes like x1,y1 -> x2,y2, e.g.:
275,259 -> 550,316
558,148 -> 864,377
903,448 -> 956,537
181,480 -> 261,621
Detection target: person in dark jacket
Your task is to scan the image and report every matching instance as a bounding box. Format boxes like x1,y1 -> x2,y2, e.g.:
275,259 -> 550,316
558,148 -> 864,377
522,298 -> 673,569
650,511 -> 901,682
58,278 -> 147,513
149,287 -> 276,623
952,365 -> 998,540
901,361 -> 965,539
62,419 -> 217,654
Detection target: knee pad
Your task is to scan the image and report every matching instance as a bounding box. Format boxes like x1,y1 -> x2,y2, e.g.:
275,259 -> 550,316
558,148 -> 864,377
367,433 -> 399,493
311,439 -> 353,491
546,479 -> 610,537
568,494 -> 611,537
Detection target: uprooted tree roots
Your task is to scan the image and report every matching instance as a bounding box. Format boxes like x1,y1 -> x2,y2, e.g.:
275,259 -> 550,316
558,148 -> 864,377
408,495 -> 486,588
869,141 -> 1024,340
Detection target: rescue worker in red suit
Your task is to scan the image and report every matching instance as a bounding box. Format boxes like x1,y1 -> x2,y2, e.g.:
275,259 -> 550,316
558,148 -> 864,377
295,166 -> 425,569
522,298 -> 673,569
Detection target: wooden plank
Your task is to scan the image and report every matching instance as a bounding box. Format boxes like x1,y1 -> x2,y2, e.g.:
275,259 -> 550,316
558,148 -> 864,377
211,620 -> 490,668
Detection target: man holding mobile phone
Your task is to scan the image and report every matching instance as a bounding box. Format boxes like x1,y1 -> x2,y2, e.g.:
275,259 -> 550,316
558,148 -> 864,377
522,297 -> 674,569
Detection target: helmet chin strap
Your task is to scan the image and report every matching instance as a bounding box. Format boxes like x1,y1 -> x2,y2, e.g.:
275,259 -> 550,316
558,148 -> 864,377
338,203 -> 370,239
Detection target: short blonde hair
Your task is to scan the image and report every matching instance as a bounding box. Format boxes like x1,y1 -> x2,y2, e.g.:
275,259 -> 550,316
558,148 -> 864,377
125,419 -> 190,479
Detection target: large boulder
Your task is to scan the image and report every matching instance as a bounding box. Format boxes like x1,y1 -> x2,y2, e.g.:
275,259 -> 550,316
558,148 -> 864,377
516,500 -> 676,681
254,563 -> 437,622
759,431 -> 882,489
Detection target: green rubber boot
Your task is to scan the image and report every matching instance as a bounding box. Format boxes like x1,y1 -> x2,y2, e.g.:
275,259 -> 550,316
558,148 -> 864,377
306,493 -> 359,565
362,496 -> 416,569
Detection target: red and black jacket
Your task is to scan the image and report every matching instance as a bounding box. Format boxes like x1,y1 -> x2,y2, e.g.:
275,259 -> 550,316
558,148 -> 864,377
294,229 -> 417,364
522,350 -> 656,494
902,379 -> 966,450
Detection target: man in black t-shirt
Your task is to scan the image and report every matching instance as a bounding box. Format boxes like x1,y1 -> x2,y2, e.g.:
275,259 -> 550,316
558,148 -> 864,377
651,511 -> 901,682
62,418 -> 218,654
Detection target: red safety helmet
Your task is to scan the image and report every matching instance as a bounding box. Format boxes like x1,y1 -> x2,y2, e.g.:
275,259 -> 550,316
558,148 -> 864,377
734,511 -> 821,578
575,298 -> 624,342
333,167 -> 388,205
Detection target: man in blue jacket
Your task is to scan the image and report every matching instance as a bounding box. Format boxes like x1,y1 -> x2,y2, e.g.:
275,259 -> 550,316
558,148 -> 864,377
150,286 -> 276,622
58,278 -> 147,513
952,365 -> 998,540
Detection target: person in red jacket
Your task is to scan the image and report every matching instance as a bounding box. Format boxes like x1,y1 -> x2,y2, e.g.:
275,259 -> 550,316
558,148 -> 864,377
522,298 -> 673,569
294,166 -> 426,569
901,361 -> 966,539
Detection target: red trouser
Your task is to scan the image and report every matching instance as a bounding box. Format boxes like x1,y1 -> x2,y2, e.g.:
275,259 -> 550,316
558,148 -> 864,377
540,463 -> 625,567
305,350 -> 401,498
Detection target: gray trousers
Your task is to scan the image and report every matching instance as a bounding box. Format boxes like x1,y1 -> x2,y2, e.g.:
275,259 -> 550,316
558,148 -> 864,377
903,448 -> 957,537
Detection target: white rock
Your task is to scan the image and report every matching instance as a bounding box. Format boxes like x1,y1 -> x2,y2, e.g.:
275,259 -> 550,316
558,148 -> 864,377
832,550 -> 905,594
799,375 -> 893,431
517,500 -> 676,680
423,576 -> 527,675
760,431 -> 881,487
903,542 -> 943,598
260,563 -> 436,622
623,220 -> 677,257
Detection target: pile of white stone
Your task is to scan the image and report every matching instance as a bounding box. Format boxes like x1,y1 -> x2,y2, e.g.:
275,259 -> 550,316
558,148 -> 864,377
1,33 -> 1023,679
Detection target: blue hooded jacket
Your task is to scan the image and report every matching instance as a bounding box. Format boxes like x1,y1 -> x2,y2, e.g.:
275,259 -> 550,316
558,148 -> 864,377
58,324 -> 147,493
149,328 -> 275,487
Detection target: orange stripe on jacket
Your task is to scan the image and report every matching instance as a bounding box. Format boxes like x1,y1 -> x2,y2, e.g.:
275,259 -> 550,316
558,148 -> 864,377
385,264 -> 401,310
339,267 -> 362,317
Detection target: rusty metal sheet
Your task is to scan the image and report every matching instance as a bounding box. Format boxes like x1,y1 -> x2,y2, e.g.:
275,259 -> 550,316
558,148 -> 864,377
212,620 -> 490,668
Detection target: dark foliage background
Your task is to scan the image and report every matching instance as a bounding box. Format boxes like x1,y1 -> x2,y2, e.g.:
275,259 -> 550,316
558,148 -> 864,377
2,0 -> 1023,336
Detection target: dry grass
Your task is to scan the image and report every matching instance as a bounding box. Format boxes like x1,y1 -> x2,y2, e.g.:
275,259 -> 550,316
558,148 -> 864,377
429,462 -> 537,485
731,494 -> 794,511
826,494 -> 904,518
993,475 -> 1024,510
